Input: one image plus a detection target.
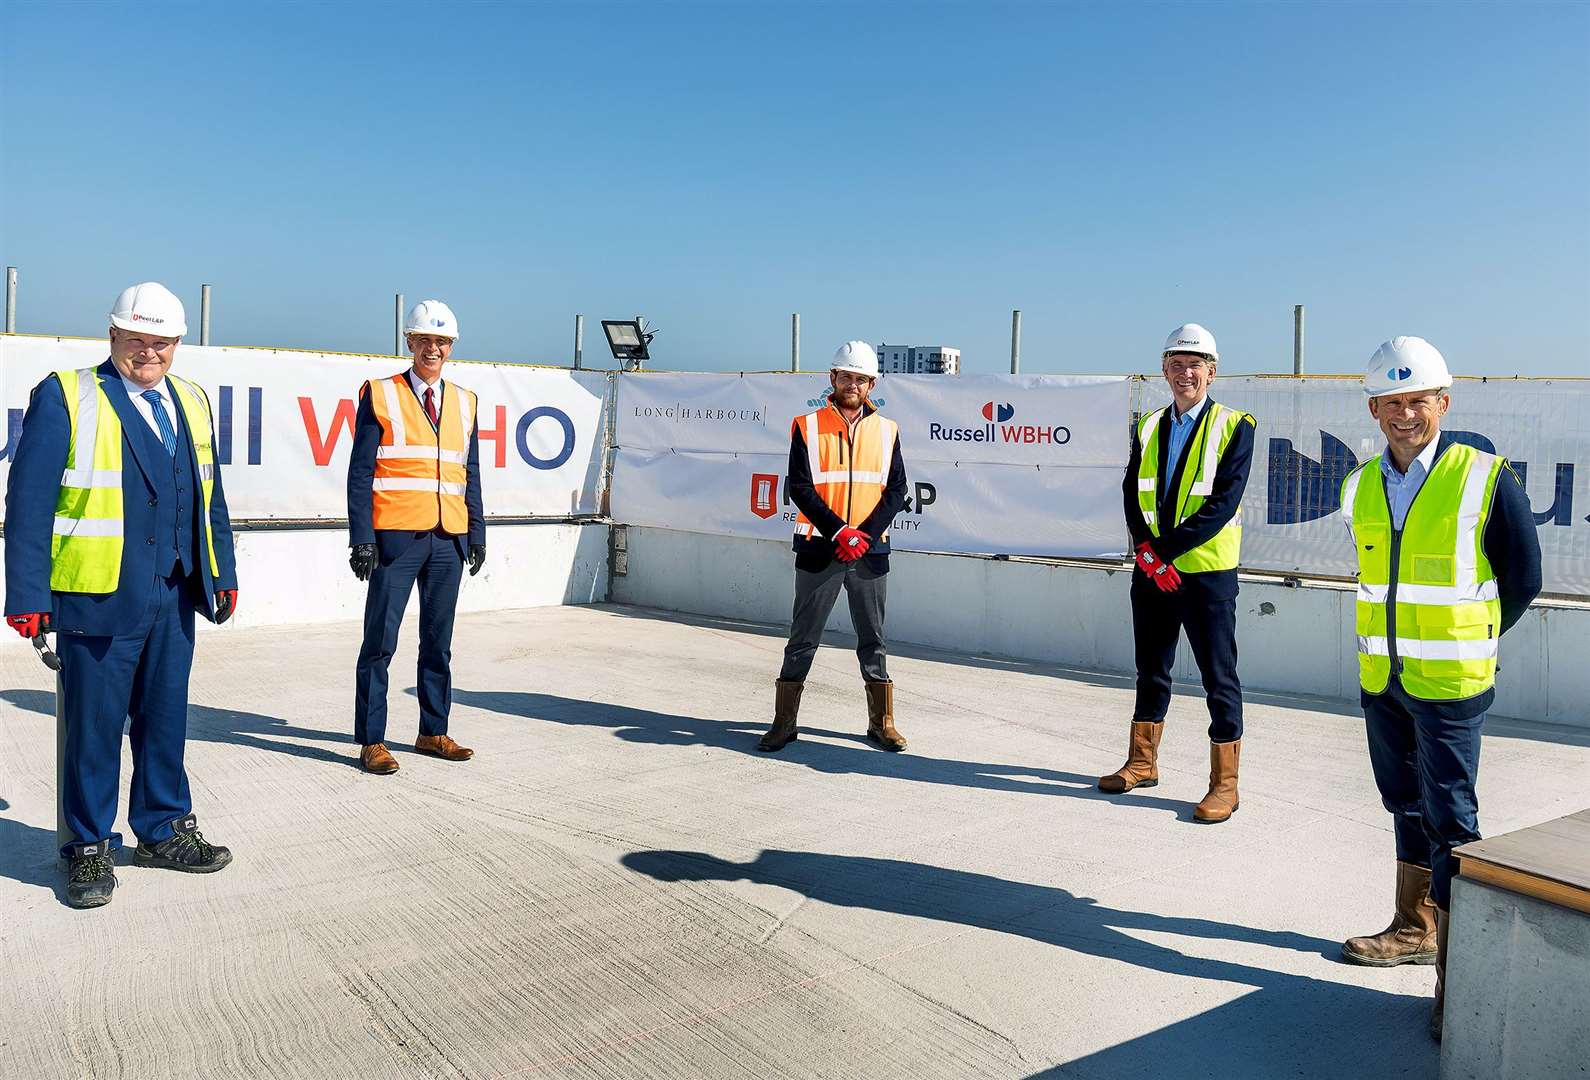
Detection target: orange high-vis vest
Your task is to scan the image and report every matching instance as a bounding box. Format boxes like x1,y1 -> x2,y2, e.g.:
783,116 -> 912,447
792,404 -> 899,539
364,373 -> 477,534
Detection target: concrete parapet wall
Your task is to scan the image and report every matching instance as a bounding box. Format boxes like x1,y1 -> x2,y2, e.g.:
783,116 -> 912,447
610,526 -> 1590,730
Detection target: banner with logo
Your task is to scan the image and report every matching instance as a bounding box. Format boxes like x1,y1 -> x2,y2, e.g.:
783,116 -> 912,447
0,336 -> 609,521
612,372 -> 1135,557
1137,375 -> 1590,594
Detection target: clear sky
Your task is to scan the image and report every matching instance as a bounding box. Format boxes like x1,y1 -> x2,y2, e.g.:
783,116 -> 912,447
1,1 -> 1586,376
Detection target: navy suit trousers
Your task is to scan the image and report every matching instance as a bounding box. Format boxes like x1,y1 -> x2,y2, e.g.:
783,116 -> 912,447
353,531 -> 464,745
1129,570 -> 1243,742
1363,684 -> 1483,910
58,572 -> 198,855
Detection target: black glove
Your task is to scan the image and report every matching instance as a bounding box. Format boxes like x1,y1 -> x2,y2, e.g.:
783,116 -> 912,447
350,543 -> 378,582
468,544 -> 486,577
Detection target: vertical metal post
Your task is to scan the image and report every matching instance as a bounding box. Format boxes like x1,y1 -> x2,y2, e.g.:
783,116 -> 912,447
200,284 -> 212,345
1010,309 -> 1022,374
4,266 -> 16,333
394,293 -> 405,356
574,314 -> 584,369
791,313 -> 800,372
1293,304 -> 1305,375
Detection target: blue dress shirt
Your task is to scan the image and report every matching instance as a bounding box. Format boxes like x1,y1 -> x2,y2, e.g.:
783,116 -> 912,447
1380,437 -> 1441,530
1164,395 -> 1208,485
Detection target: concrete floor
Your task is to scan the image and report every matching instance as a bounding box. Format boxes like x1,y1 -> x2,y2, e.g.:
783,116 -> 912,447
1,604 -> 1586,1080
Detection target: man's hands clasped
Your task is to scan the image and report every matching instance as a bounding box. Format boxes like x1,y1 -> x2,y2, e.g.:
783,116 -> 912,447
834,526 -> 871,564
1134,541 -> 1181,593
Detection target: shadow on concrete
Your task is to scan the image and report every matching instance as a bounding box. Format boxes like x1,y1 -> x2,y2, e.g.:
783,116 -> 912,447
448,688 -> 1201,820
0,688 -> 354,768
622,848 -> 1434,1080
0,816 -> 69,901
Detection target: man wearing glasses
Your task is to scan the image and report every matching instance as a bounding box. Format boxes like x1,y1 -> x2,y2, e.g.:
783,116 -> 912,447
1101,324 -> 1255,824
1337,337 -> 1539,1041
757,341 -> 910,754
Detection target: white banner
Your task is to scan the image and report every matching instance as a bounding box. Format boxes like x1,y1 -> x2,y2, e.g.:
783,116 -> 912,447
612,372 -> 1134,558
0,336 -> 609,520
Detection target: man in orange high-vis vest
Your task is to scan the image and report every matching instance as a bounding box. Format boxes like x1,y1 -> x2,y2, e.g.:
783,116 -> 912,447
347,299 -> 486,774
758,341 -> 909,754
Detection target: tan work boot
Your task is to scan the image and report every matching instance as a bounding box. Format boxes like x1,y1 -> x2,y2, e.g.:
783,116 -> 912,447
757,680 -> 804,752
1341,862 -> 1438,966
415,733 -> 473,761
359,742 -> 399,774
1431,904 -> 1449,1041
1098,721 -> 1162,793
1192,739 -> 1240,823
865,680 -> 907,751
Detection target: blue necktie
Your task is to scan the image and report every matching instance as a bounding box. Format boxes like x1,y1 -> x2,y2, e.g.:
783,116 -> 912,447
141,389 -> 179,457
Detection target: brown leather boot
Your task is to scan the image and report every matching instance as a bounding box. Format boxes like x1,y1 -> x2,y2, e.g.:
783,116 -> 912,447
1341,862 -> 1438,966
1431,904 -> 1449,1041
757,680 -> 803,752
415,734 -> 473,761
359,742 -> 399,774
1098,721 -> 1162,793
865,680 -> 907,751
1193,739 -> 1240,823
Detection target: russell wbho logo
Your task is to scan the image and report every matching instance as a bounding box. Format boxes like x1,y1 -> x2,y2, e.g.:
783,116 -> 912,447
930,402 -> 1070,446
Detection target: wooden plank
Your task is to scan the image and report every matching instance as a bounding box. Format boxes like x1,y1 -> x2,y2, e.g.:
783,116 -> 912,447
1459,856 -> 1590,916
1454,809 -> 1590,895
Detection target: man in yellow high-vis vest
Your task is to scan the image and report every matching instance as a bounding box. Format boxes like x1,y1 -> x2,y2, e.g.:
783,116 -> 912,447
1101,324 -> 1256,824
1337,337 -> 1540,1041
757,341 -> 909,754
4,282 -> 239,909
347,299 -> 486,775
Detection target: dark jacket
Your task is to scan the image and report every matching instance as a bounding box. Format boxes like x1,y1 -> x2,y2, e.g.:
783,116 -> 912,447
1122,396 -> 1256,580
346,373 -> 486,564
786,399 -> 909,573
4,359 -> 238,634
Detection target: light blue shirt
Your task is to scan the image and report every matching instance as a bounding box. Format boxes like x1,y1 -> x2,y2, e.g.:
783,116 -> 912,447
1164,395 -> 1208,485
1380,437 -> 1441,530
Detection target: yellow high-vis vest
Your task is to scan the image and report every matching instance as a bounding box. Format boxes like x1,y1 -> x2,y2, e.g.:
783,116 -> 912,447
792,404 -> 898,539
50,367 -> 220,594
365,374 -> 477,535
1135,402 -> 1250,572
1340,442 -> 1505,701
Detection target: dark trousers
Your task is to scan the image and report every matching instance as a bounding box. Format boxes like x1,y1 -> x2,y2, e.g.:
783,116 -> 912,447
354,531 -> 464,745
1130,570 -> 1243,742
57,573 -> 197,856
1364,686 -> 1483,910
779,560 -> 889,683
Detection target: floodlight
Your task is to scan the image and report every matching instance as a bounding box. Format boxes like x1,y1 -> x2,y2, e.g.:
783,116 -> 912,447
602,319 -> 654,369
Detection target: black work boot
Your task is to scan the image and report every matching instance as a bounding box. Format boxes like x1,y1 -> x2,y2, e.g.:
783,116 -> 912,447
758,680 -> 804,752
65,840 -> 117,909
133,815 -> 233,874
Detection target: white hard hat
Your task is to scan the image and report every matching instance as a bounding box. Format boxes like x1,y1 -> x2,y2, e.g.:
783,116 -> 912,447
109,282 -> 186,338
831,340 -> 879,378
1364,336 -> 1451,398
1163,323 -> 1218,363
404,299 -> 459,340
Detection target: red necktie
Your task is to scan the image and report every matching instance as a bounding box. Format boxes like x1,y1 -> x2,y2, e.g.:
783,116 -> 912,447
423,386 -> 439,427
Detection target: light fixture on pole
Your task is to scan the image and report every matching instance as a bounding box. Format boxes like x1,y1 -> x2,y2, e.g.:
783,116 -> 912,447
602,318 -> 656,371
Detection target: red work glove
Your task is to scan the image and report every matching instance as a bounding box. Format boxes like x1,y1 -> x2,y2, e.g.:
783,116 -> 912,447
1134,541 -> 1182,593
834,526 -> 871,563
6,612 -> 50,639
215,590 -> 238,624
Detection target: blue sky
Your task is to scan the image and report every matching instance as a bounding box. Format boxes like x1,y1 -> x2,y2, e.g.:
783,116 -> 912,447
2,1 -> 1586,375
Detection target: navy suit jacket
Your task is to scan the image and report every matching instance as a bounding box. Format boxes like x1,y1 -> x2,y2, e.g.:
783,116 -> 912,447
346,372 -> 486,563
1122,396 -> 1256,568
4,360 -> 238,636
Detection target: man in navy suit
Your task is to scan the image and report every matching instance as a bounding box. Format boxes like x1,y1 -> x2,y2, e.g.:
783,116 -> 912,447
347,299 -> 485,774
4,282 -> 239,909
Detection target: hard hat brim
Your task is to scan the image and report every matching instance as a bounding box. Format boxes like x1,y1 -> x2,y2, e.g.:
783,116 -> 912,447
1367,381 -> 1449,399
830,364 -> 878,378
109,313 -> 186,338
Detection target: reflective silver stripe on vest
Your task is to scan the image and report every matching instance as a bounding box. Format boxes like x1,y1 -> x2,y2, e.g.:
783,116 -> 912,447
376,444 -> 467,463
1340,464 -> 1366,538
1454,451 -> 1495,592
1357,580 -> 1499,605
451,382 -> 477,436
1188,406 -> 1225,496
52,515 -> 123,538
1137,478 -> 1156,492
371,477 -> 467,495
60,368 -> 119,490
379,377 -> 407,446
1356,635 -> 1498,661
1141,510 -> 1156,526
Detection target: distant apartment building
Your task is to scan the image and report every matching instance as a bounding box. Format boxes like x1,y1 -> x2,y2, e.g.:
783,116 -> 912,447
877,344 -> 961,375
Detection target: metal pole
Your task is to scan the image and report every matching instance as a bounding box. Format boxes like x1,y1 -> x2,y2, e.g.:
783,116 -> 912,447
574,314 -> 584,369
1010,309 -> 1022,374
200,284 -> 212,345
791,313 -> 800,372
395,293 -> 405,357
1293,304 -> 1305,375
4,266 -> 16,334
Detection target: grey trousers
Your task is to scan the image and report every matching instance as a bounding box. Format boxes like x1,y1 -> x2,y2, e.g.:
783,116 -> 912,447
779,560 -> 889,683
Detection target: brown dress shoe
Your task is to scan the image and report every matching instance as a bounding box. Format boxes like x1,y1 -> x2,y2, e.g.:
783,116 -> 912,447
865,680 -> 907,751
1193,739 -> 1240,823
1098,721 -> 1162,792
360,743 -> 399,774
415,733 -> 473,761
1342,862 -> 1438,966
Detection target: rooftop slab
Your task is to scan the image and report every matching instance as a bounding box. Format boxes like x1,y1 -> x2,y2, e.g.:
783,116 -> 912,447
1,604 -> 1586,1079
